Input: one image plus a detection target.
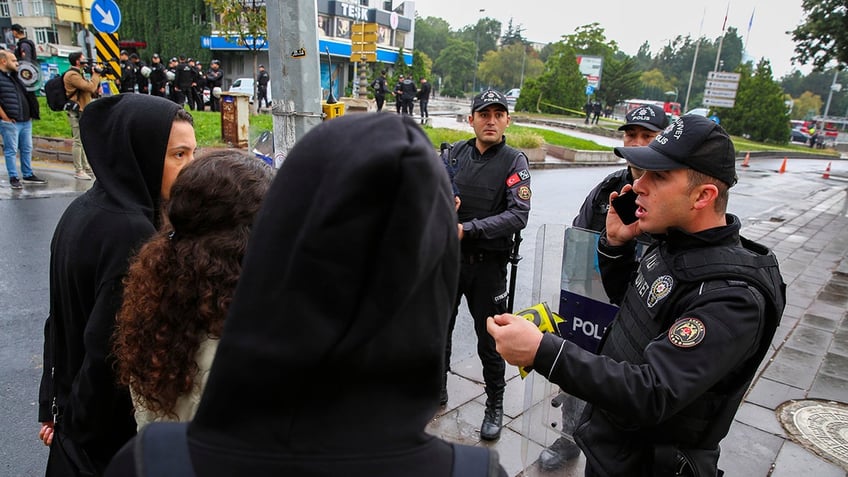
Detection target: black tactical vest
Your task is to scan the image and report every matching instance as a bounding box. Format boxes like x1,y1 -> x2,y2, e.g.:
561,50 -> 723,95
600,236 -> 785,447
453,141 -> 518,252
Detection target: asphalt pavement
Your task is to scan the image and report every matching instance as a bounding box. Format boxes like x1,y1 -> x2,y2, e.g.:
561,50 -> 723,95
3,110 -> 847,476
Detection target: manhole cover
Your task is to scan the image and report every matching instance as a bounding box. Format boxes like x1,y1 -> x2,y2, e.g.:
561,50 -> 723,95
777,399 -> 848,470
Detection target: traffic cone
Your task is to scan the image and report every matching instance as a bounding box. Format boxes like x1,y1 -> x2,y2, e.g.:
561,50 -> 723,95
741,152 -> 750,167
823,161 -> 832,179
778,157 -> 787,174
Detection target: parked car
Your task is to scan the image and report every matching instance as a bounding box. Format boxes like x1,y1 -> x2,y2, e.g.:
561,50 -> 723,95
790,127 -> 810,144
685,107 -> 710,117
226,78 -> 272,104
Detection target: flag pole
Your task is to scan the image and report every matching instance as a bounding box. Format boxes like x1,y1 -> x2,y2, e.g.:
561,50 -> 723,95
714,2 -> 730,72
684,8 -> 706,114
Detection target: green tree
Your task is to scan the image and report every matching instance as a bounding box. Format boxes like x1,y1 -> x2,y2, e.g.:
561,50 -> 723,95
120,0 -> 210,61
204,0 -> 267,110
413,16 -> 452,62
500,18 -> 525,46
559,23 -> 618,60
792,0 -> 848,71
433,39 -> 475,96
640,69 -> 675,101
596,56 -> 642,109
477,43 -> 542,91
720,60 -> 790,143
516,43 -> 584,114
791,91 -> 823,120
410,50 -> 432,84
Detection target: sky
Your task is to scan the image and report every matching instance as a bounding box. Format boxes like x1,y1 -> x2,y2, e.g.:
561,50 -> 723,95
412,0 -> 812,78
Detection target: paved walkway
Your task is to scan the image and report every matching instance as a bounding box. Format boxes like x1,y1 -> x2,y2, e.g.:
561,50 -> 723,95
426,182 -> 848,475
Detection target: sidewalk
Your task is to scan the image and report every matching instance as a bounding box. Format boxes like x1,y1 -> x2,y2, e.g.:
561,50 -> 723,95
426,185 -> 848,476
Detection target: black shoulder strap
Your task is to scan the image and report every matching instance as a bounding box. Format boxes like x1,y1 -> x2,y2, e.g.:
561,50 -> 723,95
134,422 -> 195,477
452,443 -> 493,477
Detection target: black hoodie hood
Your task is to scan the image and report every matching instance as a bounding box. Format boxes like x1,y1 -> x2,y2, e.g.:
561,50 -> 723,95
80,94 -> 182,223
188,114 -> 460,473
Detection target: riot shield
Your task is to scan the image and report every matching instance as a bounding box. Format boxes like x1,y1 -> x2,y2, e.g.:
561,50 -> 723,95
520,225 -> 620,474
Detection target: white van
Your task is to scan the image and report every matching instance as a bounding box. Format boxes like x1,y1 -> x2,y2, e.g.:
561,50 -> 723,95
227,78 -> 271,103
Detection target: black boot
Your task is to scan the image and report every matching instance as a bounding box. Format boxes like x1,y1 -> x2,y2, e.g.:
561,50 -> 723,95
538,436 -> 581,471
480,397 -> 503,441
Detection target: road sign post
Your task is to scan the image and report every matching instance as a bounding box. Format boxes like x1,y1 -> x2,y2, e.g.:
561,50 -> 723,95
91,0 -> 122,34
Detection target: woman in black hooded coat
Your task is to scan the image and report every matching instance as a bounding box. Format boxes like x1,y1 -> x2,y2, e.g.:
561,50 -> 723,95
106,113 -> 507,476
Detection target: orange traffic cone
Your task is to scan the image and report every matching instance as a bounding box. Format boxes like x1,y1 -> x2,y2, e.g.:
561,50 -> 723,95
823,161 -> 832,179
741,152 -> 750,167
778,157 -> 787,174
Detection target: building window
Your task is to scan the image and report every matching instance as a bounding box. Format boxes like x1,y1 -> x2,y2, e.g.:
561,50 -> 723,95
0,0 -> 10,17
34,27 -> 56,44
32,0 -> 43,15
318,14 -> 330,37
14,0 -> 22,16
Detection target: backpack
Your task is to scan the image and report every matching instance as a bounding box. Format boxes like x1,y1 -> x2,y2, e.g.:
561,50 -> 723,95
44,72 -> 70,112
371,77 -> 382,93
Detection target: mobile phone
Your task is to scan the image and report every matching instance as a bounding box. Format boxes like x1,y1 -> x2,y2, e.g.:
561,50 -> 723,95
611,190 -> 639,225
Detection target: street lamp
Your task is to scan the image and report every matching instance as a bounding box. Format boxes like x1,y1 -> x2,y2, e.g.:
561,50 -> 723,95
473,8 -> 485,93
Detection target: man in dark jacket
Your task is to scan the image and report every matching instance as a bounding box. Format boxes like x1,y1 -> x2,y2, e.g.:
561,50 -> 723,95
206,59 -> 223,112
489,115 -> 786,477
443,90 -> 531,442
416,77 -> 431,123
256,64 -> 270,111
399,75 -> 417,115
37,95 -> 196,476
148,53 -> 167,98
130,53 -> 148,94
174,56 -> 194,108
0,50 -> 45,189
118,50 -> 135,93
371,69 -> 388,112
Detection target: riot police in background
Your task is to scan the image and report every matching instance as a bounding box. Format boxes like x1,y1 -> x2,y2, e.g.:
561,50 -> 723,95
118,50 -> 135,93
186,58 -> 201,111
194,61 -> 206,111
130,53 -> 148,94
256,64 -> 270,111
149,53 -> 167,98
174,55 -> 194,108
166,57 -> 179,104
206,59 -> 223,112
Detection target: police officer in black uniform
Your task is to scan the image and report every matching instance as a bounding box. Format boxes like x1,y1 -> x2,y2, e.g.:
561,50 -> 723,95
149,53 -> 167,98
256,64 -> 270,111
174,56 -> 194,108
206,59 -> 223,112
118,50 -> 136,93
443,90 -> 531,442
536,103 -> 671,473
166,57 -> 179,104
489,115 -> 786,477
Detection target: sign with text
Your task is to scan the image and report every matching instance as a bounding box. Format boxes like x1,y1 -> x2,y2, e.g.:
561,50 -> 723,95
576,55 -> 603,89
707,71 -> 741,82
703,97 -> 736,108
703,71 -> 740,109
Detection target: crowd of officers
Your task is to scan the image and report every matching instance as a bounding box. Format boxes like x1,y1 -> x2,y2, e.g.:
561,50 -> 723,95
115,50 -> 224,112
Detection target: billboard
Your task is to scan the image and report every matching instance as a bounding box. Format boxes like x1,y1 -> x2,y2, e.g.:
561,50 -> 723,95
576,55 -> 603,89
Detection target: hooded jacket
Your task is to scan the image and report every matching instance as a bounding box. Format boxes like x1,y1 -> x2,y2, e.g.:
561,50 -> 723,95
107,114 -> 506,476
38,94 -> 183,472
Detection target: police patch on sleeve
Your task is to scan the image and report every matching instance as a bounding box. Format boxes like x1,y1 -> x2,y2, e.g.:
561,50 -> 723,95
506,169 -> 531,187
668,318 -> 706,348
517,185 -> 531,200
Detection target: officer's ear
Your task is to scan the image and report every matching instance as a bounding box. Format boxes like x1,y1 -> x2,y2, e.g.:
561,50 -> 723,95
691,183 -> 719,211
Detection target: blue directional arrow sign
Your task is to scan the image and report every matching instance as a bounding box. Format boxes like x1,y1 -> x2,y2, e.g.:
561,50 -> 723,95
91,0 -> 122,34
585,85 -> 595,96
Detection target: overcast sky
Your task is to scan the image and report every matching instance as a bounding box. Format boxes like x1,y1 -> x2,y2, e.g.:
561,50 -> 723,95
413,0 -> 812,78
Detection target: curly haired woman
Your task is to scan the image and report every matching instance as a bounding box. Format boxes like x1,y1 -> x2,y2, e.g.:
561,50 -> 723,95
113,150 -> 273,430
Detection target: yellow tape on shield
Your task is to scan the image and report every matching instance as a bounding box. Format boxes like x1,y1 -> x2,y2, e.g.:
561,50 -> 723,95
514,302 -> 565,378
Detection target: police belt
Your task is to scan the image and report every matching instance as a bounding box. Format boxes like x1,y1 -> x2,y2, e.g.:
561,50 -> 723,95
460,250 -> 508,265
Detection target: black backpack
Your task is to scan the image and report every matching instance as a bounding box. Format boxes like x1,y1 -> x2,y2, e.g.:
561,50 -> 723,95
44,72 -> 69,112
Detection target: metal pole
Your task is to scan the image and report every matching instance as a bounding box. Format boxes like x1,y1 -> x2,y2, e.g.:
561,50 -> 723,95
684,40 -> 700,114
265,0 -> 323,167
823,68 -> 839,119
472,9 -> 485,93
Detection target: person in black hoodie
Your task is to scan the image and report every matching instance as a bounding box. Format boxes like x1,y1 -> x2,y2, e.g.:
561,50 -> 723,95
38,94 -> 196,476
105,114 -> 507,477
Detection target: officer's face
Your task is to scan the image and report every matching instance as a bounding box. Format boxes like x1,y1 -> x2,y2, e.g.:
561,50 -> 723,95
469,105 -> 510,151
631,168 -> 702,234
622,125 -> 660,147
161,120 -> 197,201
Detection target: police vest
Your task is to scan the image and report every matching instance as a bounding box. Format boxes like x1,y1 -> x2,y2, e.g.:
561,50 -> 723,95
600,236 -> 785,447
452,141 -> 519,252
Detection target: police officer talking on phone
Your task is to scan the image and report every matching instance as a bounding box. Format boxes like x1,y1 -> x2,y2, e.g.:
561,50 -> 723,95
444,90 -> 530,442
537,103 -> 671,472
488,115 -> 785,477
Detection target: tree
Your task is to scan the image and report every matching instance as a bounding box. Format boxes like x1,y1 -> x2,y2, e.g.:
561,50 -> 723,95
477,43 -> 542,91
205,0 -> 267,112
410,50 -> 433,84
792,0 -> 848,71
791,91 -> 823,120
640,69 -> 675,101
596,56 -> 642,109
500,18 -> 526,47
433,39 -> 475,96
516,43 -> 584,114
120,0 -> 210,62
559,23 -> 618,60
720,60 -> 790,143
414,16 -> 452,63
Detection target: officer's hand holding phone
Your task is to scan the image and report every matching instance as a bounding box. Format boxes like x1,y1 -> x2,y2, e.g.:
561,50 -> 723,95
606,186 -> 642,245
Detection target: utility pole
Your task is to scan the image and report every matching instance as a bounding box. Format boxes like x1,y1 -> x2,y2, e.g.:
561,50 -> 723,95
265,0 -> 324,167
